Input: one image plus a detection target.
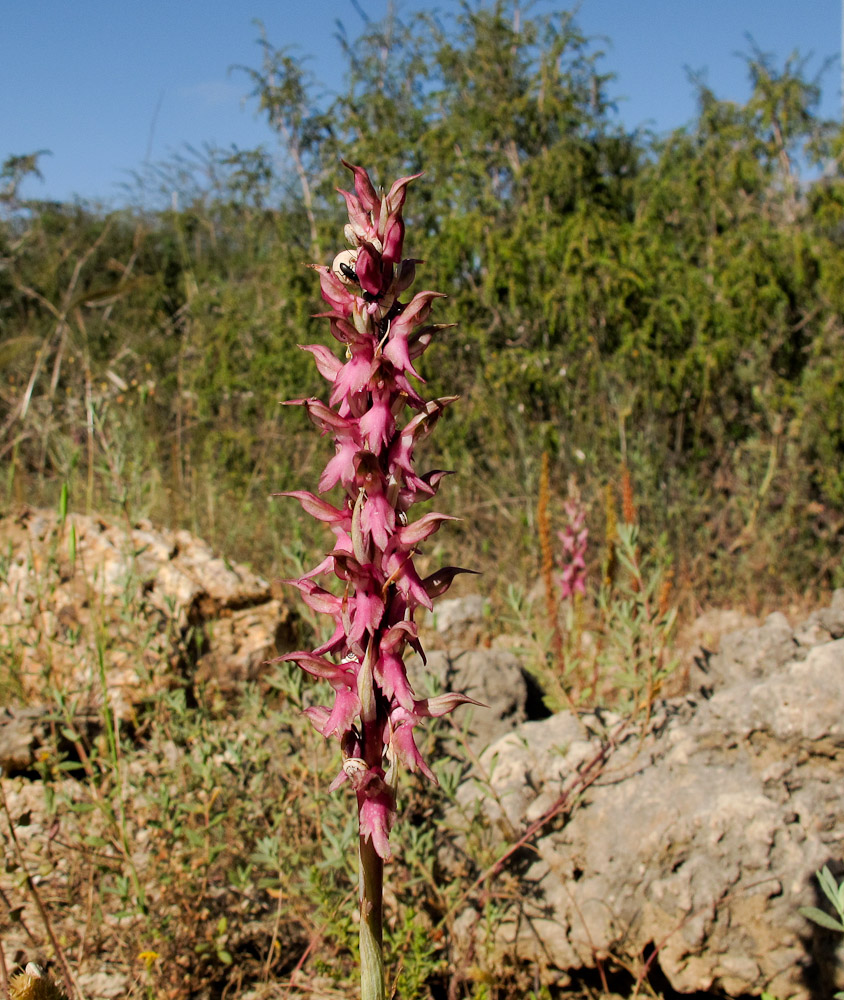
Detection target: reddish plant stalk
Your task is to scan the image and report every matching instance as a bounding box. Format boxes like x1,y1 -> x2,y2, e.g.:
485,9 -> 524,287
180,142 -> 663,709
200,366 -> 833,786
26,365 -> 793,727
538,452 -> 563,669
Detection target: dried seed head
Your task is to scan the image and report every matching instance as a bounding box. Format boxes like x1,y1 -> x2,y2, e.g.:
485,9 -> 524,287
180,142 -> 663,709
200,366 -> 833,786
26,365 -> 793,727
8,964 -> 68,1000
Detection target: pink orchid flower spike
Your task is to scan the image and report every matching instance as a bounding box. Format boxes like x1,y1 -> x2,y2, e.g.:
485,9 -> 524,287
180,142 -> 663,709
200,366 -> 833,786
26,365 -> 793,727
276,161 -> 480,1000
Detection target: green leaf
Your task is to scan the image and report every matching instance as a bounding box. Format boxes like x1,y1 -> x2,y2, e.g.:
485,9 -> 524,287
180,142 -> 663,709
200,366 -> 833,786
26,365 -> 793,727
817,865 -> 839,901
56,760 -> 84,773
815,866 -> 844,919
799,905 -> 844,932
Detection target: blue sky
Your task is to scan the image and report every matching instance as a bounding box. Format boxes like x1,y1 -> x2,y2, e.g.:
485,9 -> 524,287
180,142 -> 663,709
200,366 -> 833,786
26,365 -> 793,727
2,0 -> 840,205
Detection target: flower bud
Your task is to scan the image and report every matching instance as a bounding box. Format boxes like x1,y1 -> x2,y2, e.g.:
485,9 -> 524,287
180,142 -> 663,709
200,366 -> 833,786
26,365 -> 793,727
394,258 -> 419,293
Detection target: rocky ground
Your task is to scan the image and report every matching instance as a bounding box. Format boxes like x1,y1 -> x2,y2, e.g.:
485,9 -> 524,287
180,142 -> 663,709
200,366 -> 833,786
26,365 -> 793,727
1,506 -> 843,999
453,600 -> 844,998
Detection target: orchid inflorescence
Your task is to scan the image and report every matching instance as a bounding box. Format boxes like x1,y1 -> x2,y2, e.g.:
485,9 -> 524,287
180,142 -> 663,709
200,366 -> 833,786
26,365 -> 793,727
277,161 -> 479,862
557,496 -> 588,601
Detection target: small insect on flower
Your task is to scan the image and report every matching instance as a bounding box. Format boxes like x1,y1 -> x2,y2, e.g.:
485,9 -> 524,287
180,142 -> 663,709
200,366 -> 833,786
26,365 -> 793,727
332,246 -> 387,305
332,249 -> 360,288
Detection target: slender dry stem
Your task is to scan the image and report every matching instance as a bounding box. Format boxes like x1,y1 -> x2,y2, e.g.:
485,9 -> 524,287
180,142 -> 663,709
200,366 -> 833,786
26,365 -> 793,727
537,452 -> 565,685
0,778 -> 80,999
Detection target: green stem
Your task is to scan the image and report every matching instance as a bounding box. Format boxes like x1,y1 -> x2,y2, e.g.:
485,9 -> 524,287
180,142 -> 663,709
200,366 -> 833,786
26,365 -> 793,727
356,637 -> 384,1000
358,833 -> 385,1000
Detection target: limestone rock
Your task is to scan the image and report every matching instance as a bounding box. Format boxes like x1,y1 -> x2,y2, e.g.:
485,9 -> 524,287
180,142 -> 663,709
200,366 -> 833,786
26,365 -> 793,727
668,607 -> 758,695
688,610 -> 797,693
0,507 -> 298,726
426,594 -> 488,648
408,645 -> 530,752
0,709 -> 43,773
194,600 -> 295,693
453,597 -> 844,998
